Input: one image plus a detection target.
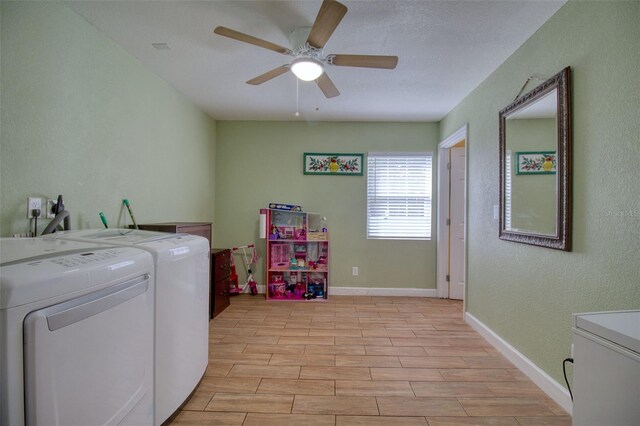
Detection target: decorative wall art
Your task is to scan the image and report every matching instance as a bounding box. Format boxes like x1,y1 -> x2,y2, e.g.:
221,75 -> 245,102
515,151 -> 557,175
303,153 -> 364,176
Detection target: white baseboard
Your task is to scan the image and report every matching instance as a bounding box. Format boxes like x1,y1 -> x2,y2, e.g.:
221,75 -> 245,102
329,286 -> 437,297
253,285 -> 436,297
465,312 -> 573,415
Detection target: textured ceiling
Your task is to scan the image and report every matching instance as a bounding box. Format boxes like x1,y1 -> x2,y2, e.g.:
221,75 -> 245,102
66,0 -> 565,122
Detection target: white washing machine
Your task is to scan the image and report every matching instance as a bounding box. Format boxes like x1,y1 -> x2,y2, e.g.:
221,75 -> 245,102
0,237 -> 155,426
55,229 -> 210,425
572,310 -> 640,426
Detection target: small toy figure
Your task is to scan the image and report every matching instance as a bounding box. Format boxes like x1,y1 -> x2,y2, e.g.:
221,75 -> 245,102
270,275 -> 285,298
273,283 -> 285,298
294,228 -> 306,240
294,283 -> 305,298
269,225 -> 280,240
307,282 -> 325,298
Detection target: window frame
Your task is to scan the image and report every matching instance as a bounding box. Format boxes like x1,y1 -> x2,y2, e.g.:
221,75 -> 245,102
366,151 -> 433,241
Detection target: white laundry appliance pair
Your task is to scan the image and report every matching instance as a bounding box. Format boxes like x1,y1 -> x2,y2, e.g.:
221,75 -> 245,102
0,237 -> 156,426
55,229 -> 211,425
1,229 -> 210,426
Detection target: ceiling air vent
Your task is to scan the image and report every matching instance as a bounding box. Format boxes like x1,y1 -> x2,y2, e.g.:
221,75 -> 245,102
151,43 -> 170,50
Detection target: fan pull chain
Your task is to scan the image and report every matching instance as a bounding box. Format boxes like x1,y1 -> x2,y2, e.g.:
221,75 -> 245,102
295,78 -> 300,117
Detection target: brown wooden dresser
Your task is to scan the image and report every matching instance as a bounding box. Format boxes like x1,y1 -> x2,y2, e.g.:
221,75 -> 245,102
211,249 -> 231,318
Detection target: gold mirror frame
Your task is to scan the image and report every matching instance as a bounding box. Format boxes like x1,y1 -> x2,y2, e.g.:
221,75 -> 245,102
499,67 -> 572,251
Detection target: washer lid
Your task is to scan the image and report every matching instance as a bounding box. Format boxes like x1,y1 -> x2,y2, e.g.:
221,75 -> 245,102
0,238 -> 153,309
0,237 -> 105,266
574,310 -> 640,354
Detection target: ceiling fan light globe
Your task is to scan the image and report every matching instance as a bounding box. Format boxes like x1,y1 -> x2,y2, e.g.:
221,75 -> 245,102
291,57 -> 324,81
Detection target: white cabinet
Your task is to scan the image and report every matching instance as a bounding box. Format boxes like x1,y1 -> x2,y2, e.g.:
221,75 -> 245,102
572,310 -> 640,426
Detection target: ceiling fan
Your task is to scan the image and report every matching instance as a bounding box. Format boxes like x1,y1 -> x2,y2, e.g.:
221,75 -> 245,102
213,0 -> 398,98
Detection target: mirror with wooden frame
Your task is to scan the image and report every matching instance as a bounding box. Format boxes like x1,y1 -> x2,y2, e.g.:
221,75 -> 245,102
499,67 -> 571,251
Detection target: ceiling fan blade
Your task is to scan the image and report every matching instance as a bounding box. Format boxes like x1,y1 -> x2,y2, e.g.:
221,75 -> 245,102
330,54 -> 398,69
316,73 -> 340,98
307,0 -> 348,49
214,26 -> 290,55
246,65 -> 290,85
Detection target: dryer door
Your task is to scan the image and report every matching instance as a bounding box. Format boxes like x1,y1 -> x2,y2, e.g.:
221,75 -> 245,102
23,274 -> 154,426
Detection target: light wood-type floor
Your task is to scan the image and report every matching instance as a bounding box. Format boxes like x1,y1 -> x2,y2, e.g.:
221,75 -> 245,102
169,295 -> 570,426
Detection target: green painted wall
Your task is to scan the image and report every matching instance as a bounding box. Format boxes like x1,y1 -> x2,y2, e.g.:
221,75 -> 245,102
214,121 -> 439,289
0,2 -> 216,236
440,1 -> 640,387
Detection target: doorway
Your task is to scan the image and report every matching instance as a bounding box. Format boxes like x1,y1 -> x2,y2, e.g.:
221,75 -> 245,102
437,125 -> 468,301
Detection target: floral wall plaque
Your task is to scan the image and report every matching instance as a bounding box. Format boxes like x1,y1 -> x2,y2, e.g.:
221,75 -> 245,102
303,153 -> 364,175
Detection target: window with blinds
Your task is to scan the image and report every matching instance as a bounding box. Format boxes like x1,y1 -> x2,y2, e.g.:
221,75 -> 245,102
505,150 -> 512,229
367,152 -> 433,240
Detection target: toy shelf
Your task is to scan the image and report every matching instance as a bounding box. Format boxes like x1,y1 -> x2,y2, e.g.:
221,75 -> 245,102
268,267 -> 328,272
265,209 -> 329,301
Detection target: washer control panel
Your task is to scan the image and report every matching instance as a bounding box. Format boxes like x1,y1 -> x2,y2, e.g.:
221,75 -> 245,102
46,250 -> 122,268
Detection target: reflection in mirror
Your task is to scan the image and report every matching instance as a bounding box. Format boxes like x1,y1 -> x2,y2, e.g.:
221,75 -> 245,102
499,67 -> 571,251
504,89 -> 557,235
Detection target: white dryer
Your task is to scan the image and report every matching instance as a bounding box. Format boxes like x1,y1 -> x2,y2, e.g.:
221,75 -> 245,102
55,229 -> 210,425
572,310 -> 640,426
0,237 -> 155,426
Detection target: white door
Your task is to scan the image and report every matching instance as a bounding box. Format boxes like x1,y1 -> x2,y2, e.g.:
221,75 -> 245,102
449,147 -> 465,300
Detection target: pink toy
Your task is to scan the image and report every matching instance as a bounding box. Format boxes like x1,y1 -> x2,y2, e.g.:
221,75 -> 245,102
271,244 -> 290,268
229,244 -> 260,295
282,227 -> 295,239
269,275 -> 284,298
294,283 -> 306,298
269,225 -> 280,240
272,282 -> 285,298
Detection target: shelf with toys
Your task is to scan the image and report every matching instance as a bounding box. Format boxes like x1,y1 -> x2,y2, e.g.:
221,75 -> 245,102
264,207 -> 328,301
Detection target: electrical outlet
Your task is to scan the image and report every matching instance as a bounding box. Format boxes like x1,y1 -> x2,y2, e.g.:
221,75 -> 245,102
46,199 -> 56,218
27,197 -> 42,218
352,266 -> 359,276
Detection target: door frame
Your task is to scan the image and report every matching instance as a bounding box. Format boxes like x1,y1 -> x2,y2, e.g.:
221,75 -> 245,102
436,124 -> 468,302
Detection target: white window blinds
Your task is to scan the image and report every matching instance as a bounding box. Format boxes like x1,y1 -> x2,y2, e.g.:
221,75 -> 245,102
367,152 -> 433,240
505,150 -> 512,229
